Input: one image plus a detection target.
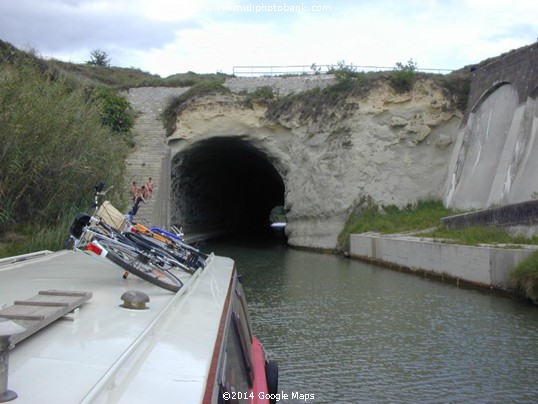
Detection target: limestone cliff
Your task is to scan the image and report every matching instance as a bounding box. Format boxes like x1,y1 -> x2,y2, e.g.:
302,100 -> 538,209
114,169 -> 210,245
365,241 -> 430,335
168,76 -> 462,249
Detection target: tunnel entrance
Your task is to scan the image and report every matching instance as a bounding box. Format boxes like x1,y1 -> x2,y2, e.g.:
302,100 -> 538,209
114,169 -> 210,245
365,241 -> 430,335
171,137 -> 285,235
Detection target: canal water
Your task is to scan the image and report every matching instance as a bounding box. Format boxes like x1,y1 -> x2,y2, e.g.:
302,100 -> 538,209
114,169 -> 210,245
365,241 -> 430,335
206,231 -> 538,404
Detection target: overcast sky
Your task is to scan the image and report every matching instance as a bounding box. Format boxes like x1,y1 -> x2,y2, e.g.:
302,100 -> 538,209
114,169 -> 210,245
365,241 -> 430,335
0,0 -> 536,77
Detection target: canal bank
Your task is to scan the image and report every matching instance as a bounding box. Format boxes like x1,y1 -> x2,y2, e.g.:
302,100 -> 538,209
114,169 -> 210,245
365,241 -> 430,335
208,234 -> 538,403
349,232 -> 537,292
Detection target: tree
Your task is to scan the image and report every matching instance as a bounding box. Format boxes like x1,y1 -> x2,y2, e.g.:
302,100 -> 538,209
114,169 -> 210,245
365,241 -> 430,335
86,49 -> 111,67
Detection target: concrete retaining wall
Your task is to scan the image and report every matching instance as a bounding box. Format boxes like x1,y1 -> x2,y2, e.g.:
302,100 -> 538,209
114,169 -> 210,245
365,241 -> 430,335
349,233 -> 536,290
442,200 -> 538,229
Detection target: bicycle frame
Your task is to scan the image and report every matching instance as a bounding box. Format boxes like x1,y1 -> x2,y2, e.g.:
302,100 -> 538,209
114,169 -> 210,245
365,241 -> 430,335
69,180 -> 206,274
65,181 -> 191,292
73,219 -> 185,269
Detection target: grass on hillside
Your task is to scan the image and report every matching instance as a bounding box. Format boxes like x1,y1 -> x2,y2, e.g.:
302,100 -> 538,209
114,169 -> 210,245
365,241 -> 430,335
51,59 -> 231,90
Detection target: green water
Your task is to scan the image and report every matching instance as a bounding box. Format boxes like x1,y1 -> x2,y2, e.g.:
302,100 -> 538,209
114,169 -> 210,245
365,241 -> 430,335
206,232 -> 538,404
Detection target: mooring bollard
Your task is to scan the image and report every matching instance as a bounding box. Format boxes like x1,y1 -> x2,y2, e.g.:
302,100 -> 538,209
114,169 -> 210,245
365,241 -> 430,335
0,317 -> 26,403
120,290 -> 150,310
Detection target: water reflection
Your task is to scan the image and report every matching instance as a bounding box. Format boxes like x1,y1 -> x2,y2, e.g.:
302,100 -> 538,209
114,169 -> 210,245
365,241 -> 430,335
207,232 -> 538,403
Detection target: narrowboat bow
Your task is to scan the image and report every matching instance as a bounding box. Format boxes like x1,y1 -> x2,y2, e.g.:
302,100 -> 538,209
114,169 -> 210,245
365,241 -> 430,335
0,249 -> 277,403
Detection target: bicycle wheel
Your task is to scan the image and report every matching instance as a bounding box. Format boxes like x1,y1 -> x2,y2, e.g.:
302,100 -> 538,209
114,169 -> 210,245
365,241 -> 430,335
124,232 -> 196,274
144,232 -> 207,270
96,238 -> 183,292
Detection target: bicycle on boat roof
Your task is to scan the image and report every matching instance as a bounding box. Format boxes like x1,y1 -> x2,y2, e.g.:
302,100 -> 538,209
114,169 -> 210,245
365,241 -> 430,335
66,181 -> 208,292
117,183 -> 209,272
123,187 -> 208,271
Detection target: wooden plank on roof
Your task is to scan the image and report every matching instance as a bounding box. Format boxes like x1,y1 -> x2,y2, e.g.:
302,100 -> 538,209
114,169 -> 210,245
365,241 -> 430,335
0,290 -> 92,346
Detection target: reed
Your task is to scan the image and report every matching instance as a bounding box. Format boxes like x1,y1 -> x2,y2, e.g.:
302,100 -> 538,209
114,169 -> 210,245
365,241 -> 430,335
0,45 -> 134,259
0,57 -> 129,229
0,220 -> 72,258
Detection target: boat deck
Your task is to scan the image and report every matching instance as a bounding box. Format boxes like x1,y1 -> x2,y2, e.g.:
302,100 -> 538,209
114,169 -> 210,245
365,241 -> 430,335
0,249 -> 233,403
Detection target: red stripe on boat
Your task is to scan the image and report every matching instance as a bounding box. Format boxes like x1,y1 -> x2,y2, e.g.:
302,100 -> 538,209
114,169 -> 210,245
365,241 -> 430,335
251,335 -> 269,404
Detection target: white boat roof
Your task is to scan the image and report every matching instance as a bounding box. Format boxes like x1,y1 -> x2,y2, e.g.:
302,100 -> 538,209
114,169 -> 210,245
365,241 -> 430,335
0,249 -> 234,403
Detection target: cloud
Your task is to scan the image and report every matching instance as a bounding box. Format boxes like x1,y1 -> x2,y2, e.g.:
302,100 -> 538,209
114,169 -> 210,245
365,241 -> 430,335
144,0 -> 538,75
0,0 -> 196,60
0,0 -> 537,76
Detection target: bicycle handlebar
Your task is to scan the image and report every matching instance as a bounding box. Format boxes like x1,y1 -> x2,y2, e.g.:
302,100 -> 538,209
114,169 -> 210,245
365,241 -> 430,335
96,185 -> 113,196
91,183 -> 113,210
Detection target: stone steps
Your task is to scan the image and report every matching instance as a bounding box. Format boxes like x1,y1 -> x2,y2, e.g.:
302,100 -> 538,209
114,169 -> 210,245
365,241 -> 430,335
124,87 -> 188,225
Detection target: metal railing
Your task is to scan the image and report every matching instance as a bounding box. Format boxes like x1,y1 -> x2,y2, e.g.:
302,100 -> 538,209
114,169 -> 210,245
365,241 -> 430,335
232,64 -> 453,77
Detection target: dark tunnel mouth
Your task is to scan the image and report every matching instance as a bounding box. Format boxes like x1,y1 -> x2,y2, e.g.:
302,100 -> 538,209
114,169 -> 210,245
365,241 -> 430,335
171,137 -> 285,235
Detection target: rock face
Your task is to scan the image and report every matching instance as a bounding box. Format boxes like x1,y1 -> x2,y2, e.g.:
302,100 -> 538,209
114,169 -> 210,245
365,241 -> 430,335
167,77 -> 462,250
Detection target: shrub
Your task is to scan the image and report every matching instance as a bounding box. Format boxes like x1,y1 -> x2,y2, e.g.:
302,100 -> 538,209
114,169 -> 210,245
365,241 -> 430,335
241,86 -> 276,109
327,61 -> 368,92
510,251 -> 538,303
390,59 -> 418,93
251,86 -> 275,101
329,61 -> 357,81
438,69 -> 470,111
93,86 -> 135,135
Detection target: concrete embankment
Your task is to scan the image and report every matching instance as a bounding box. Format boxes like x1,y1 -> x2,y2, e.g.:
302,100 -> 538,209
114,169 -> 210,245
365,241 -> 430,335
442,199 -> 538,238
349,233 -> 537,291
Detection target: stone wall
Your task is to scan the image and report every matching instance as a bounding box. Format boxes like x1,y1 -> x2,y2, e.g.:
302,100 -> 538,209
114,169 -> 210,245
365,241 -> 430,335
444,43 -> 538,210
224,75 -> 335,96
466,43 -> 538,110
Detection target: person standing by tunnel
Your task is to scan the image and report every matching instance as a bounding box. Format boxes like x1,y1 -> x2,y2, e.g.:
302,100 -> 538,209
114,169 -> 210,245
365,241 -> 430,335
130,181 -> 138,201
146,177 -> 155,198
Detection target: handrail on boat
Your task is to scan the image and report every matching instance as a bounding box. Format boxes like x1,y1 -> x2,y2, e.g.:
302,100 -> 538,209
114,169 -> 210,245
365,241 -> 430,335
0,250 -> 54,267
79,253 -> 214,403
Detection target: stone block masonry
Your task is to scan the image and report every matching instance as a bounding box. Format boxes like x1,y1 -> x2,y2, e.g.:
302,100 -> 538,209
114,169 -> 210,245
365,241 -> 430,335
125,87 -> 188,226
224,75 -> 335,96
466,42 -> 538,111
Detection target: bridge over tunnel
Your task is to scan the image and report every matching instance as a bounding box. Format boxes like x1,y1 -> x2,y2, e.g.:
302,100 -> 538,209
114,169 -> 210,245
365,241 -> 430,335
171,137 -> 285,235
